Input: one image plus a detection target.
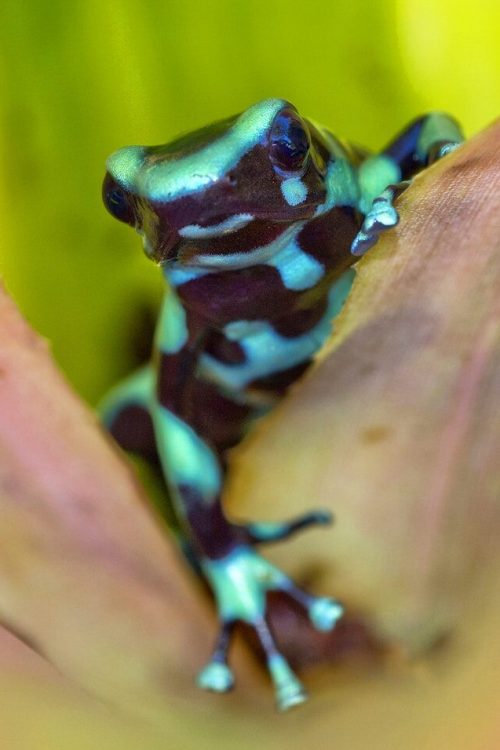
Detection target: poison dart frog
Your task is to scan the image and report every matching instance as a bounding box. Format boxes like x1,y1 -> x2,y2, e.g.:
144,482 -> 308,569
101,99 -> 463,710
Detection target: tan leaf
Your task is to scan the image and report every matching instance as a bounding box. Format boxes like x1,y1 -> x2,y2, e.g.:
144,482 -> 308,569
0,286 -> 257,720
230,121 -> 500,657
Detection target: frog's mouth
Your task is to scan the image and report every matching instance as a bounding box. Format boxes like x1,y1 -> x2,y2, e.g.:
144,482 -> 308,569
139,227 -> 181,263
173,220 -> 305,271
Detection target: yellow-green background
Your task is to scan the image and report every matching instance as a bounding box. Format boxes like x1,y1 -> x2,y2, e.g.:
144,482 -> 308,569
0,0 -> 498,402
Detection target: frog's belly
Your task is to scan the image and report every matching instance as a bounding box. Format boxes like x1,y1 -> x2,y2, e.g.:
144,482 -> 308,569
198,269 -> 354,394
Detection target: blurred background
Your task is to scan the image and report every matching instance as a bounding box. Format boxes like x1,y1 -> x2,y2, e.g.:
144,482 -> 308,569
0,0 -> 498,402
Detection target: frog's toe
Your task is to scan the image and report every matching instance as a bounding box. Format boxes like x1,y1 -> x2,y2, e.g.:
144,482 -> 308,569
197,661 -> 235,693
282,581 -> 344,632
197,621 -> 235,693
309,596 -> 344,631
246,508 -> 333,545
271,654 -> 308,710
351,231 -> 380,256
352,180 -> 411,256
254,618 -> 308,711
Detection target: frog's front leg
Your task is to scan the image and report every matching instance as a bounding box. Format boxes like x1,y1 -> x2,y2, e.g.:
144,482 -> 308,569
152,291 -> 342,711
352,112 -> 464,256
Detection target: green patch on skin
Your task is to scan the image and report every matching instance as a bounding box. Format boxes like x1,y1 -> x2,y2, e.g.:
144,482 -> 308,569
153,406 -> 221,501
106,146 -> 147,190
202,546 -> 289,623
98,364 -> 153,425
357,154 -> 402,214
417,113 -> 464,162
280,176 -> 308,206
266,239 -> 324,291
309,597 -> 344,631
126,99 -> 285,201
197,662 -> 234,693
178,213 -> 253,239
246,520 -> 289,541
155,288 -> 188,354
316,158 -> 360,216
164,265 -> 210,286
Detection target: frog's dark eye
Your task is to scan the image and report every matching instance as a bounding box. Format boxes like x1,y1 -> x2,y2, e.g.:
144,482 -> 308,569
269,108 -> 310,173
103,175 -> 135,224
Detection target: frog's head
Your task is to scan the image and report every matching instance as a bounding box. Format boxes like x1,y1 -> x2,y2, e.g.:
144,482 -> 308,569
102,99 -> 333,269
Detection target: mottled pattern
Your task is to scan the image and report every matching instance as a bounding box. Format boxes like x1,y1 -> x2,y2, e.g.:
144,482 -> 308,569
157,352 -> 252,452
101,99 -> 464,709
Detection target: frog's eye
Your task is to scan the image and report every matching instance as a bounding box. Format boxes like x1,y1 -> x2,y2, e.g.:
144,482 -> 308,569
103,176 -> 135,224
269,108 -> 311,173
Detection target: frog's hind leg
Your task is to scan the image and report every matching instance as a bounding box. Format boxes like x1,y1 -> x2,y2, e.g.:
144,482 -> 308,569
352,112 -> 464,256
195,510 -> 343,708
99,364 -> 198,559
197,597 -> 309,710
196,537 -> 344,710
152,318 -> 345,709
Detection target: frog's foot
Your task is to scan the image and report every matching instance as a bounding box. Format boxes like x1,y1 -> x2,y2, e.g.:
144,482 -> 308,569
198,545 -> 343,710
351,180 -> 411,257
197,621 -> 235,693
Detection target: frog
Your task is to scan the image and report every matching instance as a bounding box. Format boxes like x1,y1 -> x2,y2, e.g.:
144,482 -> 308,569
100,99 -> 463,710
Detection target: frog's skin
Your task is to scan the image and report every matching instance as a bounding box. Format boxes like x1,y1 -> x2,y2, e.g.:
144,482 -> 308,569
101,99 -> 463,710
